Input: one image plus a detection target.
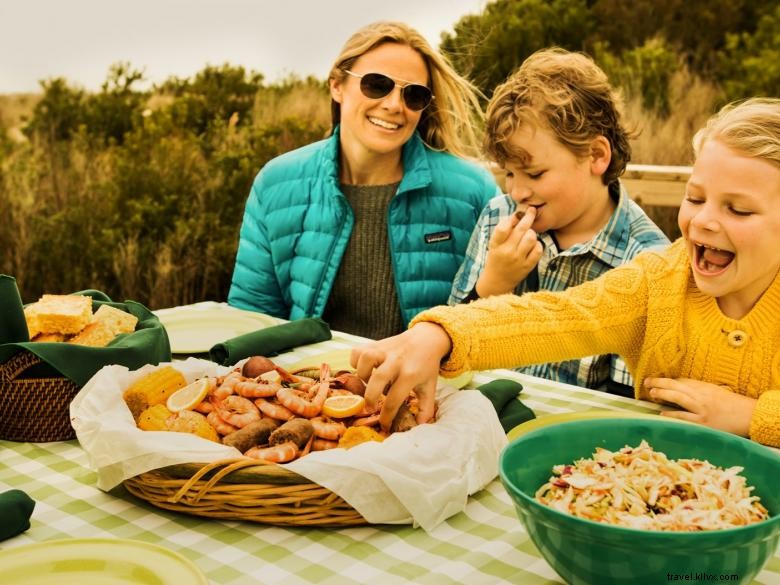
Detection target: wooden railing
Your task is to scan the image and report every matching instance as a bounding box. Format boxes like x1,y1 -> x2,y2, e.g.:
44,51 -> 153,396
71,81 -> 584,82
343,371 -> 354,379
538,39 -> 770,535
622,164 -> 691,208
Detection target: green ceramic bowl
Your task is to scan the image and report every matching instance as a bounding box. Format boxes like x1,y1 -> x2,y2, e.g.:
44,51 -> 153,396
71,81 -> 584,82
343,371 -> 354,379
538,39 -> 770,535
499,418 -> 780,585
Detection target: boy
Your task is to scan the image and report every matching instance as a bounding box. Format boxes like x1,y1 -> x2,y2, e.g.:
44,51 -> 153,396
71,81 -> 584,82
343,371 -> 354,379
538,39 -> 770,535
449,48 -> 669,395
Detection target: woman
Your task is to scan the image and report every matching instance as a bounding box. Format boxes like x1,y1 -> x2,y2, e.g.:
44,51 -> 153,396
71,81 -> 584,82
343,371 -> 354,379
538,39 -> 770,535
228,21 -> 499,339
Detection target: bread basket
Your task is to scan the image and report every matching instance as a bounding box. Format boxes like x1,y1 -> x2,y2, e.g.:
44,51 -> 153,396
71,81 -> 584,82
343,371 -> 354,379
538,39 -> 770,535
0,287 -> 171,443
0,350 -> 80,442
123,458 -> 367,526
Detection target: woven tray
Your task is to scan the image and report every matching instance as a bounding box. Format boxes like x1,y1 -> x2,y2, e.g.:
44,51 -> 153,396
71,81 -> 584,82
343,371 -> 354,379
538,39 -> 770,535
0,350 -> 79,442
124,458 -> 368,527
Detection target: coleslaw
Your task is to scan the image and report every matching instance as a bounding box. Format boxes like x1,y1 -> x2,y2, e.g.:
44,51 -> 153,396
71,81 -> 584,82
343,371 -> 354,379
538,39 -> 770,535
535,440 -> 769,531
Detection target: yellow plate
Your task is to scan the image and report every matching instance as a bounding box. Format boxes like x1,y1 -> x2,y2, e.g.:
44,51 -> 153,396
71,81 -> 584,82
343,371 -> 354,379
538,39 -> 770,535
287,349 -> 473,389
155,306 -> 278,354
0,538 -> 208,585
507,410 -> 663,441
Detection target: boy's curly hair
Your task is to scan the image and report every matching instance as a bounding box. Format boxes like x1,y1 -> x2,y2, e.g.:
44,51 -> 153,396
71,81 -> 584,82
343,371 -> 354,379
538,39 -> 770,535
484,47 -> 632,186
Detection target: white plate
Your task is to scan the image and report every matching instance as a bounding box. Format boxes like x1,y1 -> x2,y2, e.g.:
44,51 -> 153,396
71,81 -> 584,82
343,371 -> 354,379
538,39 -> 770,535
0,538 -> 208,585
157,307 -> 278,354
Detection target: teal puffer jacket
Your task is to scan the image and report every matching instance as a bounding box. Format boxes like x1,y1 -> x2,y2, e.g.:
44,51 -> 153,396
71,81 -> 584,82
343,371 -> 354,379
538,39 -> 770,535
228,128 -> 498,326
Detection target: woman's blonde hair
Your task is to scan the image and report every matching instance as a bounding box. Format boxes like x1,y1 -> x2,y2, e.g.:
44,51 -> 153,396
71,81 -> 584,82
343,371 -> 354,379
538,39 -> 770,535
484,47 -> 632,186
693,97 -> 780,169
328,21 -> 485,159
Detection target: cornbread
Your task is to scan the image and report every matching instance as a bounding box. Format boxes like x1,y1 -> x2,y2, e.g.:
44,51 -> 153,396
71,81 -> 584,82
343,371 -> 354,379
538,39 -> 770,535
92,304 -> 138,334
67,321 -> 116,347
32,332 -> 66,343
23,294 -> 139,347
25,294 -> 92,335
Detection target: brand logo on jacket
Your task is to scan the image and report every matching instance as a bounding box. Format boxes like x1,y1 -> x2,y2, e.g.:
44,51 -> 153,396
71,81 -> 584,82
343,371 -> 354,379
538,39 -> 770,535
424,230 -> 452,244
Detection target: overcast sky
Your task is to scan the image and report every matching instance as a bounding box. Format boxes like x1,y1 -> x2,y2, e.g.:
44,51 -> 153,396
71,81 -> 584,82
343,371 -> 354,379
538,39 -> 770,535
0,0 -> 488,93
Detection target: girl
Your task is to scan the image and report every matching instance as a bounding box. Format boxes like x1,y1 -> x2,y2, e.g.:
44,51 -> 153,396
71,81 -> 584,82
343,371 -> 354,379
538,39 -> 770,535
352,98 -> 780,448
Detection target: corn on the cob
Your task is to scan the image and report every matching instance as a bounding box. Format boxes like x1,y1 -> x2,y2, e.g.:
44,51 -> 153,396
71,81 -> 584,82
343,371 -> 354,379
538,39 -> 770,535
166,410 -> 219,442
123,366 -> 187,421
137,404 -> 174,431
338,426 -> 385,449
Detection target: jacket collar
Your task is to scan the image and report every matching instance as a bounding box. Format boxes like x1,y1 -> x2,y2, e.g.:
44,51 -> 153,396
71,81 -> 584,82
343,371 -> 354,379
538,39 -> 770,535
324,125 -> 433,195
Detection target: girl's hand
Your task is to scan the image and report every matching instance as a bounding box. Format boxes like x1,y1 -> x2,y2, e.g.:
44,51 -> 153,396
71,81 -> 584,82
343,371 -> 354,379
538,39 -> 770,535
350,322 -> 452,431
643,377 -> 757,437
475,206 -> 543,297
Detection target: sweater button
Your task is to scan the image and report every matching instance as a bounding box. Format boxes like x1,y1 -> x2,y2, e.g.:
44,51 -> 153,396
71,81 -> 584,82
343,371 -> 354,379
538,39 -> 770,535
727,330 -> 748,347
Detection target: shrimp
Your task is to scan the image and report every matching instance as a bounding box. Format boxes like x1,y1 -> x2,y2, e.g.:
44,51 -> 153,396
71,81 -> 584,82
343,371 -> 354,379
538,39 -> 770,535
234,379 -> 281,398
214,371 -> 242,399
312,438 -> 339,451
310,416 -> 346,440
276,363 -> 331,418
194,400 -> 214,414
254,398 -> 295,421
207,411 -> 238,436
244,441 -> 299,463
352,395 -> 384,426
351,414 -> 381,427
274,365 -> 315,385
210,395 -> 261,428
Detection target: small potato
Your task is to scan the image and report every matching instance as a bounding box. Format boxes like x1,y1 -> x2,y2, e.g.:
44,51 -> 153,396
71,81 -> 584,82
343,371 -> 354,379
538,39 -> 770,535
242,356 -> 277,378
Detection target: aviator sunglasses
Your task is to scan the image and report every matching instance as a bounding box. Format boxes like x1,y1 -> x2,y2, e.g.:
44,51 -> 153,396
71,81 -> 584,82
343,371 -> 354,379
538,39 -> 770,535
343,70 -> 434,112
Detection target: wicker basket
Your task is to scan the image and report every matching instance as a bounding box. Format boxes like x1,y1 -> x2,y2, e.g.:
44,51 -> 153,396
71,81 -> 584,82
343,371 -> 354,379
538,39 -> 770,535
124,458 -> 368,527
0,350 -> 79,442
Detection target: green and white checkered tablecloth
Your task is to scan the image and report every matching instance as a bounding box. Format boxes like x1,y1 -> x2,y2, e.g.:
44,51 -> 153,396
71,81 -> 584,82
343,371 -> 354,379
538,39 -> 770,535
2,309 -> 779,585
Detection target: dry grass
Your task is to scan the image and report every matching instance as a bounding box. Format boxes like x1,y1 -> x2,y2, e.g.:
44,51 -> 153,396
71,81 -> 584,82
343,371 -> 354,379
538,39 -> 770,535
0,93 -> 40,142
624,68 -> 720,166
252,82 -> 331,132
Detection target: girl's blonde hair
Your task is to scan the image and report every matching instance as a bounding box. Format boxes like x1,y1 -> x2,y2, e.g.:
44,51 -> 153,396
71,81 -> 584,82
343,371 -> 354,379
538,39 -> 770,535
484,47 -> 632,186
693,97 -> 780,169
328,21 -> 485,159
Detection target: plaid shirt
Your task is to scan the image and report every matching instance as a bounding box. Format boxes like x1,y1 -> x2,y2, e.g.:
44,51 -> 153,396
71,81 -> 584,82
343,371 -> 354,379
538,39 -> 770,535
449,181 -> 670,392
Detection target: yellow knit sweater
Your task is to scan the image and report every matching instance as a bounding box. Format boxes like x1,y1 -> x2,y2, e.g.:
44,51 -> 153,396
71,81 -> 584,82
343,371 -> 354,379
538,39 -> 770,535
413,238 -> 780,447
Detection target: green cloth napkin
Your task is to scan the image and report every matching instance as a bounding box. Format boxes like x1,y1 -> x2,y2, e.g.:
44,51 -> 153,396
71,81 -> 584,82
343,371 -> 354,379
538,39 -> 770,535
0,275 -> 30,344
0,279 -> 171,387
477,379 -> 536,433
209,317 -> 332,366
0,489 -> 35,541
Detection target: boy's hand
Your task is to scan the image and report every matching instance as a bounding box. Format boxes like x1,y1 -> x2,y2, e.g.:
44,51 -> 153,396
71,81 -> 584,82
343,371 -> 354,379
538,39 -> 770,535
476,206 -> 543,297
644,377 -> 756,437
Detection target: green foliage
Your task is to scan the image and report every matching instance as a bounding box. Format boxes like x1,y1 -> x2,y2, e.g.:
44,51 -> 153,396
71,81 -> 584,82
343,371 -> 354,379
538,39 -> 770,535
589,0 -> 765,75
1,64 -> 330,307
440,0 -> 595,99
442,0 -> 774,117
82,63 -> 147,145
23,78 -> 84,141
593,38 -> 679,115
159,64 -> 264,135
717,4 -> 780,101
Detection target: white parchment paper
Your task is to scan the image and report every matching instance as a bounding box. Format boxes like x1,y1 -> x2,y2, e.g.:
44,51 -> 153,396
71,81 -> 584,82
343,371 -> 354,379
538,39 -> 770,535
70,358 -> 508,531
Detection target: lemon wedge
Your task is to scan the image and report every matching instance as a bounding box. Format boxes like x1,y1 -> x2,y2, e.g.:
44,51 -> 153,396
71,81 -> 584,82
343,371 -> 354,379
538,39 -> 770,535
322,394 -> 365,418
166,378 -> 211,413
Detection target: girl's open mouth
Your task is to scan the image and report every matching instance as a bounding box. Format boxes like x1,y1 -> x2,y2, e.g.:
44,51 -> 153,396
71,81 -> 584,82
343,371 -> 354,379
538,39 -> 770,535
694,243 -> 734,275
